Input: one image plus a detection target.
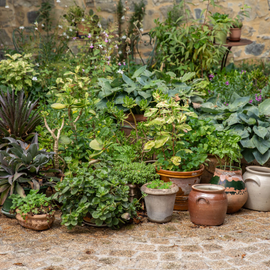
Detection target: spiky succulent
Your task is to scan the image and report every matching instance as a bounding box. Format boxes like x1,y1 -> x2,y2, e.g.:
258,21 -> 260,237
0,134 -> 56,205
0,90 -> 42,140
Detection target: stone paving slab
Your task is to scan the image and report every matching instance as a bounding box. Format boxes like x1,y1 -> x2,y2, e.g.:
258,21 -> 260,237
0,209 -> 270,270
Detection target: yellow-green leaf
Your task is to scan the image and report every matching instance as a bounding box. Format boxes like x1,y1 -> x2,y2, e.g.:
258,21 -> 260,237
51,103 -> 67,110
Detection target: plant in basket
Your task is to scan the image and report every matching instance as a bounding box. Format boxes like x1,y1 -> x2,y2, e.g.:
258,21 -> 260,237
9,190 -> 55,231
143,92 -> 207,210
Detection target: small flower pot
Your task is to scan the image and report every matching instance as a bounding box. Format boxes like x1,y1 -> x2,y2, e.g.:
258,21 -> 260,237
141,183 -> 179,223
229,28 -> 241,42
215,30 -> 228,45
188,184 -> 227,226
16,209 -> 55,231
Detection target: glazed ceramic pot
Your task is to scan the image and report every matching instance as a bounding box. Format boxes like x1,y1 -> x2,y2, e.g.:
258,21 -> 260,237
188,184 -> 227,226
210,167 -> 248,214
16,210 -> 55,231
229,28 -> 241,41
243,166 -> 270,211
156,165 -> 204,211
141,183 -> 179,223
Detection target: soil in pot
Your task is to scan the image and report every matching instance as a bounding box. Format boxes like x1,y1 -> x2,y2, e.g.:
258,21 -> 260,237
156,165 -> 204,211
188,184 -> 227,226
141,183 -> 179,223
210,166 -> 248,214
16,209 -> 55,231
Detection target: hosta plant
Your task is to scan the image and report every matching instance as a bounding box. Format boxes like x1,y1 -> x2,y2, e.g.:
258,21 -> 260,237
0,134 -> 56,205
53,162 -> 138,229
0,90 -> 42,141
199,93 -> 270,165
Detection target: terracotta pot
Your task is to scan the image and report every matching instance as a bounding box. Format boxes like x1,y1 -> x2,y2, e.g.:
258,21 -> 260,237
188,184 -> 227,226
156,165 -> 204,211
141,182 -> 179,223
121,114 -> 147,137
16,209 -> 55,231
229,28 -> 241,41
210,167 -> 248,214
243,166 -> 270,211
77,23 -> 90,37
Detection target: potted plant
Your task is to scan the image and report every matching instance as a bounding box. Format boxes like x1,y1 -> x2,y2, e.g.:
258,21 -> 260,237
141,179 -> 179,223
0,134 -> 57,217
9,190 -> 55,230
143,92 -> 207,211
209,131 -> 248,213
113,162 -> 159,201
229,5 -> 250,41
210,12 -> 233,44
53,161 -> 138,229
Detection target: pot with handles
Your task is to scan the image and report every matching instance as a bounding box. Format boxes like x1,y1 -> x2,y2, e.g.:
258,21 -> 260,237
243,166 -> 270,211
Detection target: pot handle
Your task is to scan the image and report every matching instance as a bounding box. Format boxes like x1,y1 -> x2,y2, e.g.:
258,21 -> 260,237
244,175 -> 261,187
196,197 -> 209,204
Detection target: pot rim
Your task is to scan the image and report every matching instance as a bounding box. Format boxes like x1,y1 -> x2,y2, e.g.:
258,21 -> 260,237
192,184 -> 225,193
156,164 -> 204,177
141,182 -> 179,195
16,209 -> 55,219
215,166 -> 242,173
246,166 -> 270,176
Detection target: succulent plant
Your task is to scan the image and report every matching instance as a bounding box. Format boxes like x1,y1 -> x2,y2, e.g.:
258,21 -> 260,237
0,90 -> 42,141
0,134 -> 56,205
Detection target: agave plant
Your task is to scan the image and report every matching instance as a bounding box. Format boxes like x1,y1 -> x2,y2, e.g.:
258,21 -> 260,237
0,90 -> 42,140
0,134 -> 56,205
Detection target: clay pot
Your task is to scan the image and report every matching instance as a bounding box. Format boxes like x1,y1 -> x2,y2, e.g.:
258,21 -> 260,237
141,183 -> 179,223
77,23 -> 90,37
188,184 -> 227,226
243,166 -> 270,211
121,114 -> 147,137
210,167 -> 248,214
156,165 -> 204,211
229,28 -> 241,41
16,210 -> 55,231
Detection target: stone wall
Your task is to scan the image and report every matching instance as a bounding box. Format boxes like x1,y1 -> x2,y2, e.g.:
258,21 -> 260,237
1,0 -> 270,64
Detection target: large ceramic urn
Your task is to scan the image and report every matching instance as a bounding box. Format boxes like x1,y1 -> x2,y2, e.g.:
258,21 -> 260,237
210,167 -> 248,214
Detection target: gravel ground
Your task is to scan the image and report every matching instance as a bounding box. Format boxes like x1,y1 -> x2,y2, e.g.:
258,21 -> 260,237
0,208 -> 270,270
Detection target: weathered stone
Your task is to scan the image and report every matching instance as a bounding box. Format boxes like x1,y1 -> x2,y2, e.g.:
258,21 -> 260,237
0,29 -> 12,46
159,4 -> 174,19
194,8 -> 203,22
14,7 -> 25,26
242,25 -> 256,37
245,42 -> 265,56
13,0 -> 41,8
100,15 -> 114,29
129,0 -> 148,12
0,0 -> 6,7
233,49 -> 242,58
95,0 -> 116,13
86,0 -> 94,7
259,21 -> 270,35
0,8 -> 14,26
244,0 -> 269,21
27,11 -> 39,24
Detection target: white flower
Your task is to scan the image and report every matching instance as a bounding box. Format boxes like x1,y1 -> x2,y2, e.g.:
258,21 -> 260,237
63,32 -> 66,36
56,0 -> 61,2
98,23 -> 101,28
98,44 -> 103,49
34,21 -> 38,26
117,69 -> 123,74
65,5 -> 67,7
115,44 -> 118,49
67,35 -> 69,39
42,24 -> 44,27
35,27 -> 38,31
69,28 -> 72,32
32,77 -> 38,81
58,25 -> 63,29
121,16 -> 125,20
5,5 -> 9,8
140,28 -> 144,32
122,35 -> 126,39
36,63 -> 39,66
119,50 -> 122,54
82,18 -> 85,22
19,26 -> 24,30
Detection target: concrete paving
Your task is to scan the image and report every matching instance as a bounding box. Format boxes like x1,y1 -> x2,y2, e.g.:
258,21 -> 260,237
0,209 -> 270,270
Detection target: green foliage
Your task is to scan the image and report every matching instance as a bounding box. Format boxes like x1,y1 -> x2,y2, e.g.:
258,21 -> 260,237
0,133 -> 56,205
113,162 -> 159,185
199,93 -> 270,165
53,162 -> 138,229
10,189 -> 54,219
0,53 -> 39,93
0,90 -> 41,140
147,180 -> 172,189
63,4 -> 85,26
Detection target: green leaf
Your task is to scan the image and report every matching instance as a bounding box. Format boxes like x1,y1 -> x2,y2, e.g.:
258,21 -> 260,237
240,138 -> 255,148
225,113 -> 240,126
228,96 -> 250,112
242,148 -> 255,163
132,66 -> 147,79
89,139 -> 103,151
170,156 -> 181,166
252,135 -> 270,155
154,136 -> 170,148
60,136 -> 71,145
144,141 -> 155,150
253,126 -> 268,139
258,98 -> 270,116
122,74 -> 136,87
252,149 -> 270,165
200,102 -> 222,114
238,113 -> 256,125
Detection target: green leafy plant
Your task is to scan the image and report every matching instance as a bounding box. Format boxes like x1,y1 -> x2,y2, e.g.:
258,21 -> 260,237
199,93 -> 270,165
53,162 -> 138,229
147,180 -> 172,189
0,90 -> 42,141
0,134 -> 56,205
10,189 -> 55,220
231,4 -> 250,29
0,54 -> 39,94
113,162 -> 159,185
63,4 -> 85,26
